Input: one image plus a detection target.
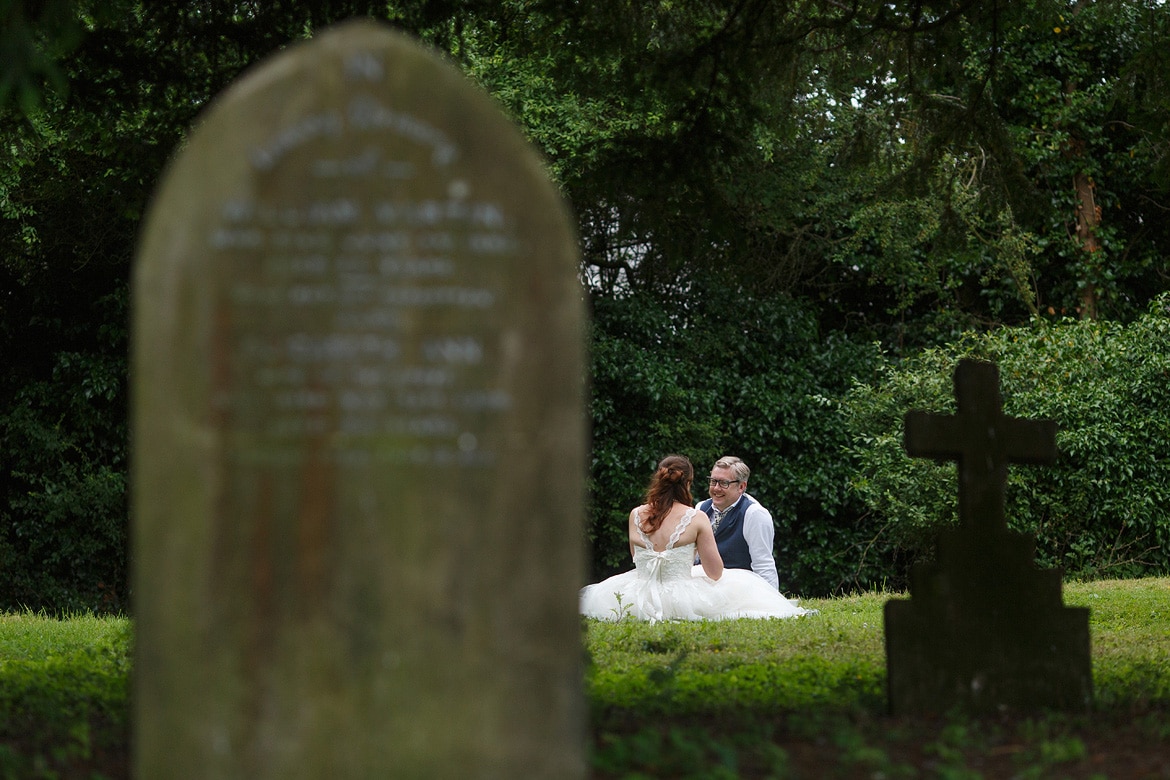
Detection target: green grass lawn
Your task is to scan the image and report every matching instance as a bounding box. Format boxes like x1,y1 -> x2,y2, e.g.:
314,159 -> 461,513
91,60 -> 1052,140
586,577 -> 1170,778
0,578 -> 1166,778
0,612 -> 130,779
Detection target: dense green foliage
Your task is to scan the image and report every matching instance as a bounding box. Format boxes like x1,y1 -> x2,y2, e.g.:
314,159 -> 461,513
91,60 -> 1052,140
844,295 -> 1170,580
825,0 -> 1170,328
0,2 -> 389,613
0,112 -> 136,611
590,292 -> 1170,592
588,290 -> 889,595
1,4 -> 163,613
1,2 -> 1168,609
468,0 -> 1170,328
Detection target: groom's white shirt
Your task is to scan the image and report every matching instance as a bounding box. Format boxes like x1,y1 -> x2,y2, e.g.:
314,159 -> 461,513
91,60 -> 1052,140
735,494 -> 779,589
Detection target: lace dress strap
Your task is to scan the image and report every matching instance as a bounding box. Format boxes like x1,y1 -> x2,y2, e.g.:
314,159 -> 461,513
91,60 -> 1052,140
664,508 -> 697,550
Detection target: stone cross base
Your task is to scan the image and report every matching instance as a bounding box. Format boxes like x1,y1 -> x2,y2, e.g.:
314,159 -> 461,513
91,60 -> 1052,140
885,528 -> 1092,714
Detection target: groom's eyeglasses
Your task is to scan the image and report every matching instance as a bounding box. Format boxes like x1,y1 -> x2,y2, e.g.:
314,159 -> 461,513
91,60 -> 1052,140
707,478 -> 741,489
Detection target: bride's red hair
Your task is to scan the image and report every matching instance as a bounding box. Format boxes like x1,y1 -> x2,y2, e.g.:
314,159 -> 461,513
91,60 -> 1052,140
640,454 -> 694,533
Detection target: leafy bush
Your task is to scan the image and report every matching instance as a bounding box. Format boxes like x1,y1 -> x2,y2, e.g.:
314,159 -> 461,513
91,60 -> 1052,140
843,294 -> 1170,580
588,288 -> 886,596
0,287 -> 129,615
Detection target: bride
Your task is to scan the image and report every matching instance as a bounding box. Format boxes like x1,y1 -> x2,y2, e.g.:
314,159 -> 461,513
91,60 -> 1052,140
580,454 -> 814,622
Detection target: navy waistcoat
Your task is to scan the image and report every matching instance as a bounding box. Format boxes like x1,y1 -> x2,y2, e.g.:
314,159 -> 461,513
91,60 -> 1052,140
698,496 -> 754,571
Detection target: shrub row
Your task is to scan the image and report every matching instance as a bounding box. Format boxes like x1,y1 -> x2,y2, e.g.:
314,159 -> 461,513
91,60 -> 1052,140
843,294 -> 1170,579
588,291 -> 1170,594
588,288 -> 888,595
3,285 -> 1168,610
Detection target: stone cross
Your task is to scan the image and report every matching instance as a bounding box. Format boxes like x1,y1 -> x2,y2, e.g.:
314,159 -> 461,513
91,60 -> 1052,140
885,358 -> 1091,714
904,359 -> 1057,532
132,21 -> 585,778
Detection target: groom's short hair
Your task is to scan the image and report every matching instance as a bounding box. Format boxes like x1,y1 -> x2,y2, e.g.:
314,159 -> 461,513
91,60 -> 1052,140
713,456 -> 750,484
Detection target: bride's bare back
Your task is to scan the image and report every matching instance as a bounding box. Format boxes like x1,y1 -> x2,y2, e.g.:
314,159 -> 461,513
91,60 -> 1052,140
629,502 -> 723,580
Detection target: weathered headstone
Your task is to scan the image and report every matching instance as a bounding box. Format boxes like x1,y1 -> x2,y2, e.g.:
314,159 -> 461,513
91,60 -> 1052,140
132,20 -> 585,778
884,359 -> 1092,713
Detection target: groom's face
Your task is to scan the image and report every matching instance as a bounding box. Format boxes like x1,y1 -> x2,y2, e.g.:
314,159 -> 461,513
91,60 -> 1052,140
708,466 -> 746,511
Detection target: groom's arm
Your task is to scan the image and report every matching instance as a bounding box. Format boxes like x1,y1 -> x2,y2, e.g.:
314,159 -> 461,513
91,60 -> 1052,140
743,502 -> 779,589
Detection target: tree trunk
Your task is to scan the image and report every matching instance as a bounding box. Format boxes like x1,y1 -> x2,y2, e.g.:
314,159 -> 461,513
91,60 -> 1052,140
1073,170 -> 1101,320
1067,0 -> 1100,321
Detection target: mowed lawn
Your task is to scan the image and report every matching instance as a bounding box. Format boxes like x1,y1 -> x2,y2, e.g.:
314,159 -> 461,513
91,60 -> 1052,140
0,577 -> 1166,778
586,577 -> 1170,778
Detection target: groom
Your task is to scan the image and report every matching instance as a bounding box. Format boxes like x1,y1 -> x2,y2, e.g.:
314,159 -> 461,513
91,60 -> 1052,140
697,456 -> 780,589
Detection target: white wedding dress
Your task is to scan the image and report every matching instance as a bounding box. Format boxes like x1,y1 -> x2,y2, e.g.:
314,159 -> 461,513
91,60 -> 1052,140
579,508 -> 814,623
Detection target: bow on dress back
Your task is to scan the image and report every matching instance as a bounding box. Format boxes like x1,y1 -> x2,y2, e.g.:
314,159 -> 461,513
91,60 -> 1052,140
630,508 -> 703,622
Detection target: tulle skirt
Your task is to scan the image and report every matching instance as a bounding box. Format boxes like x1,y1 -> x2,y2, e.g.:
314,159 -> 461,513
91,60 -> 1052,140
580,565 -> 813,622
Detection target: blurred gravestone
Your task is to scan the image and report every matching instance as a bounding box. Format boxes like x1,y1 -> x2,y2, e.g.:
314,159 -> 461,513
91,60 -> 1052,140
885,358 -> 1092,713
132,20 -> 585,778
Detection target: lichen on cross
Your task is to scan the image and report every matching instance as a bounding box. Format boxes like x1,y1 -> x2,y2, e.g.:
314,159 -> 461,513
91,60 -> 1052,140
904,359 -> 1057,534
